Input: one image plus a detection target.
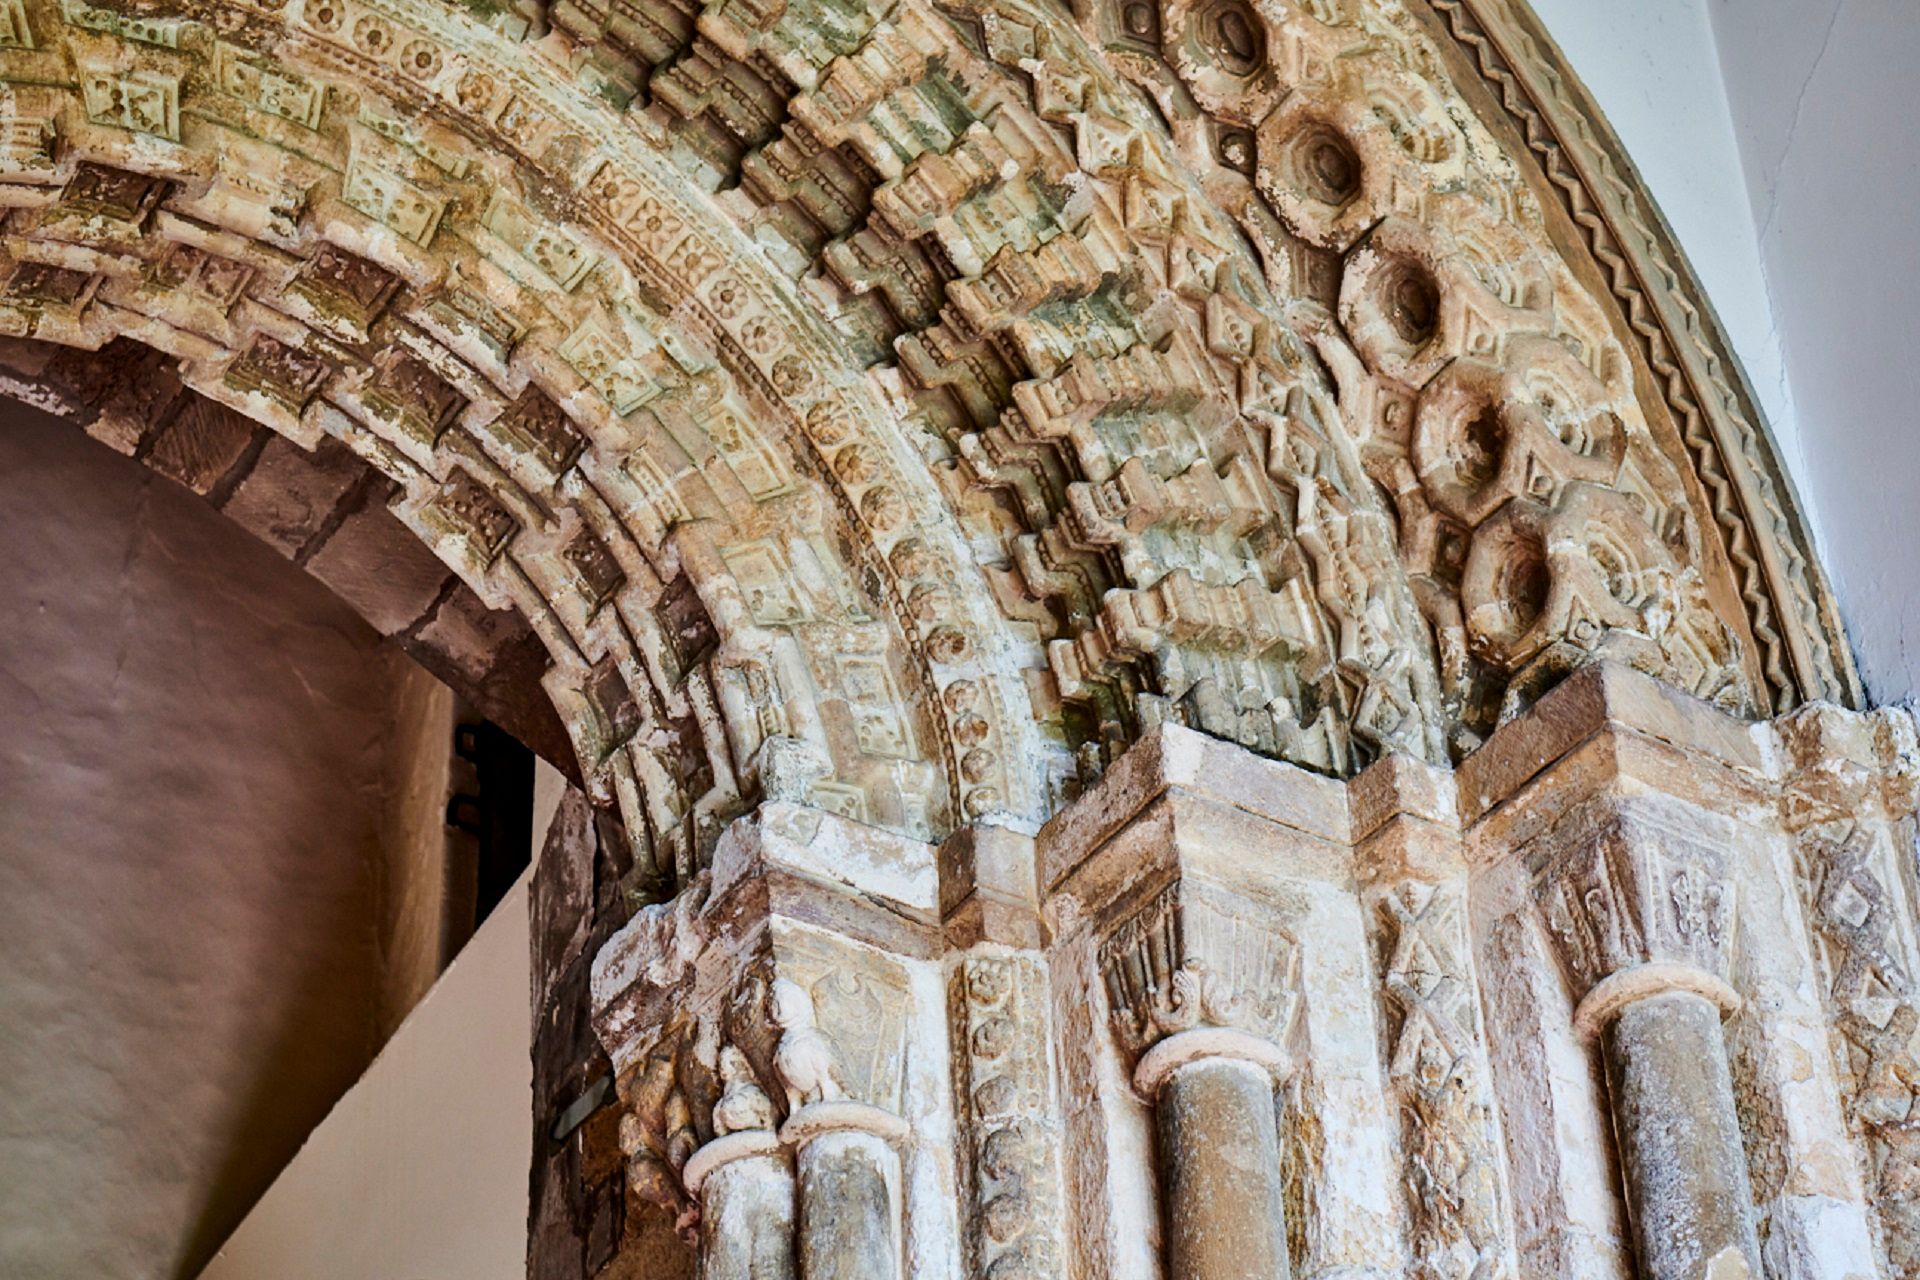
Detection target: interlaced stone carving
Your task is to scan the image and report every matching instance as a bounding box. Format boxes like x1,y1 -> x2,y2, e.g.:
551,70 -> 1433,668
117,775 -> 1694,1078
1795,827 -> 1920,1275
0,0 -> 1853,880
1378,882 -> 1510,1280
1079,0 -> 1761,751
0,2 -> 1889,1268
1780,705 -> 1920,1276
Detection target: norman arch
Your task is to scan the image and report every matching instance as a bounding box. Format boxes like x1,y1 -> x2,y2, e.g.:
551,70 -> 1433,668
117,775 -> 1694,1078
0,0 -> 1901,1274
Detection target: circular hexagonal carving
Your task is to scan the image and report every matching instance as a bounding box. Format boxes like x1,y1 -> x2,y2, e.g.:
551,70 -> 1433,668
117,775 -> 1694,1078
1463,485 -> 1672,672
1412,340 -> 1628,525
1384,264 -> 1440,347
1255,111 -> 1370,247
1462,503 -> 1553,665
1195,0 -> 1264,76
1119,0 -> 1159,43
1163,0 -> 1280,121
1341,222 -> 1454,386
1293,125 -> 1361,206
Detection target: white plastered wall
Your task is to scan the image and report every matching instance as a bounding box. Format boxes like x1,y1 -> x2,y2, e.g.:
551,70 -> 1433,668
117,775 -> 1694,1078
193,764 -> 567,1280
1705,0 -> 1920,705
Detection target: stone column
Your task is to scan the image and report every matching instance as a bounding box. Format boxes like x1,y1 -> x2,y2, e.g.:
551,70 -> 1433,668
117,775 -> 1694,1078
782,1101 -> 907,1280
1587,982 -> 1760,1280
684,1131 -> 797,1280
1536,809 -> 1763,1280
1136,1028 -> 1293,1280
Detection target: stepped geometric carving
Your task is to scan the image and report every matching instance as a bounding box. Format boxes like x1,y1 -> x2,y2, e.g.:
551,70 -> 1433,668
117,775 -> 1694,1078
0,0 -> 1851,880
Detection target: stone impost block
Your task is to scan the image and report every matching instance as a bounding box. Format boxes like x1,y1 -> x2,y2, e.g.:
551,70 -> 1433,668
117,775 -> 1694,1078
938,821 -> 1040,948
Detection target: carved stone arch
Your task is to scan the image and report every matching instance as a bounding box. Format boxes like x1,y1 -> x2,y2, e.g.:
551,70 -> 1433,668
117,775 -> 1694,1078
0,0 -> 1854,885
3,0 -> 1890,1276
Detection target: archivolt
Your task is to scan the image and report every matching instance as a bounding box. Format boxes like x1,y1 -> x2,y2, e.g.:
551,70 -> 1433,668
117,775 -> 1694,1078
0,0 -> 1852,868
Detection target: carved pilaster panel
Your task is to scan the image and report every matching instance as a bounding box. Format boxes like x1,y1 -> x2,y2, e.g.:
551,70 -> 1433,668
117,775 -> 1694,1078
765,930 -> 914,1117
1047,916 -> 1118,1280
1792,819 -> 1920,1274
953,949 -> 1065,1280
1373,880 -> 1514,1280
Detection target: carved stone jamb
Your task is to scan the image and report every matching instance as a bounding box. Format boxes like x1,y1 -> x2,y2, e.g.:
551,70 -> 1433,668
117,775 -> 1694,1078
591,802 -> 943,1280
1461,663 -> 1819,1280
1038,724 -> 1405,1280
1351,754 -> 1518,1280
1529,801 -> 1761,1280
683,1047 -> 795,1280
1106,882 -> 1299,1280
939,822 -> 1071,1280
1775,701 -> 1920,1277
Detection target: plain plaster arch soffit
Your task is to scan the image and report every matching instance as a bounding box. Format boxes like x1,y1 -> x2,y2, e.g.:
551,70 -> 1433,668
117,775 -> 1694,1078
0,0 -> 1856,877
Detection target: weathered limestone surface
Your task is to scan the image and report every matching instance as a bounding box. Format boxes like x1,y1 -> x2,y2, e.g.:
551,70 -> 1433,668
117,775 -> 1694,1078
695,1146 -> 795,1280
1155,1056 -> 1293,1280
0,0 -> 1899,1269
793,1128 -> 898,1280
0,0 -> 1854,891
1604,991 -> 1763,1280
581,663 -> 1920,1279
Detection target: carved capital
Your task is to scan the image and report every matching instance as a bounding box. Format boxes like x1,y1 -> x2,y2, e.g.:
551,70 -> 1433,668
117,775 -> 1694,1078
1531,809 -> 1735,1010
591,805 -> 927,1216
1099,879 -> 1299,1076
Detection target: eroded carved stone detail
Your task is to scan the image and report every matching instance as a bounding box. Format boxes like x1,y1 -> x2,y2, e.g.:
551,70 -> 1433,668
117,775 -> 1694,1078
954,951 -> 1064,1280
1796,827 -> 1920,1273
1781,705 -> 1920,1275
1532,811 -> 1735,1001
1377,882 -> 1510,1280
0,0 -> 1882,1267
0,0 -> 1852,892
1100,880 -> 1299,1064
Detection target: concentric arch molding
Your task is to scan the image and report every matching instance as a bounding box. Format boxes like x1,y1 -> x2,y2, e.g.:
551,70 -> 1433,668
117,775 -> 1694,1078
0,0 -> 1858,873
1430,0 -> 1859,715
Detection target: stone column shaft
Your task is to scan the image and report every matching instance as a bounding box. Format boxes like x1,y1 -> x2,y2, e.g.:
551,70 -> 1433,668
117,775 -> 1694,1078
1153,1050 -> 1293,1280
1602,990 -> 1762,1280
792,1123 -> 900,1280
696,1147 -> 796,1280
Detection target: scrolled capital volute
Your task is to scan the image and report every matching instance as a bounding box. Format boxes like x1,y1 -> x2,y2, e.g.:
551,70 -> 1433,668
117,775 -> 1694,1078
1099,879 -> 1300,1094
